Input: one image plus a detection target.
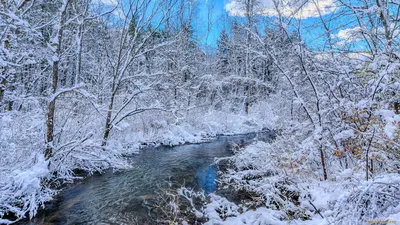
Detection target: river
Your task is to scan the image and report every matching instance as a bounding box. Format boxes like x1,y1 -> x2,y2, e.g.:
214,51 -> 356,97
20,132 -> 272,225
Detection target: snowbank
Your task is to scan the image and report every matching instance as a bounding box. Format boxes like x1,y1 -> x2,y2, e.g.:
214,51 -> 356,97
0,100 -> 277,223
202,140 -> 400,225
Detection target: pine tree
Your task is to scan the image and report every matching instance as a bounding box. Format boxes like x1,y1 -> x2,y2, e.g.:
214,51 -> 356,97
216,29 -> 231,77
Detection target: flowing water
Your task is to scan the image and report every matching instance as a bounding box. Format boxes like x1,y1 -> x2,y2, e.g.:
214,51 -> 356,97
20,132 -> 272,225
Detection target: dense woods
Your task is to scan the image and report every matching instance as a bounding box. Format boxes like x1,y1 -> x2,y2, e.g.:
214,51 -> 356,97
1,0 -> 400,224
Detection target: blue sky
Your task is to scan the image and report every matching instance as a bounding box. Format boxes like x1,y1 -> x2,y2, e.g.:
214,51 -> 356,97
98,0 -> 365,50
193,0 -> 371,52
195,0 -> 229,46
194,0 -> 339,47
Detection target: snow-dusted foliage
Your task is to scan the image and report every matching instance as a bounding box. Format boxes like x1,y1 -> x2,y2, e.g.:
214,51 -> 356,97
0,106 -> 129,223
0,98 -> 274,223
0,109 -> 52,224
0,153 -> 53,225
1,0 -> 400,223
209,139 -> 400,224
202,0 -> 400,222
108,102 -> 277,150
203,195 -> 287,225
333,174 -> 400,224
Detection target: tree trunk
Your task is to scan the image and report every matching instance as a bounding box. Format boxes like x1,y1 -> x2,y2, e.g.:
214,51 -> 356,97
45,0 -> 71,159
75,23 -> 84,85
101,92 -> 115,147
102,67 -> 118,147
394,101 -> 399,114
46,57 -> 61,159
0,78 -> 5,109
319,145 -> 327,180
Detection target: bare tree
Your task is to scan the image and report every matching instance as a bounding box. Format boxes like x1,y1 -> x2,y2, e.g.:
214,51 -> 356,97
101,0 -> 176,146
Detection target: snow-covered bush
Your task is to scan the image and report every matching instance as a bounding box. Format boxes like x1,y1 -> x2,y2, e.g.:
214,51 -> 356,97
213,137 -> 400,224
0,153 -> 53,224
203,195 -> 288,225
107,100 -> 276,149
0,105 -> 129,224
218,140 -> 313,220
0,110 -> 50,223
333,174 -> 400,224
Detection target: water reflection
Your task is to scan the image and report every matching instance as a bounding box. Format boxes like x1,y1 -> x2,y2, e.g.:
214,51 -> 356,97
197,166 -> 217,194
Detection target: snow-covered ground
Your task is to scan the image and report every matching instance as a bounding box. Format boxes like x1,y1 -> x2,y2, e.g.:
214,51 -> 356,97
0,100 -> 278,224
2,93 -> 400,225
196,141 -> 400,225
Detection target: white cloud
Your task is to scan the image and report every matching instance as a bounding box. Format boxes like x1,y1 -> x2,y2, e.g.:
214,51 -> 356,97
333,26 -> 363,41
225,0 -> 336,19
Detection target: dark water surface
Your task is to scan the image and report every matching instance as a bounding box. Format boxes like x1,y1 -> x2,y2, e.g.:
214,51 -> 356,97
21,132 -> 272,225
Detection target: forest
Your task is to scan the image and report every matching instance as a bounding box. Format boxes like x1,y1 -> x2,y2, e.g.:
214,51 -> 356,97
1,0 -> 400,224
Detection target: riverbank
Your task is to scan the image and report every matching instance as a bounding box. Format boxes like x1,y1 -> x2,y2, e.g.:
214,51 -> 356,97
0,103 -> 278,224
14,133 -> 273,225
171,139 -> 400,225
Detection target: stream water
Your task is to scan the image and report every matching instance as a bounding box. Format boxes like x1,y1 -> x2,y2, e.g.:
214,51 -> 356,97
20,132 -> 272,225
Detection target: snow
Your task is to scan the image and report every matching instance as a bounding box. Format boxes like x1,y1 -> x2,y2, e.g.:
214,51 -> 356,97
205,207 -> 286,225
0,152 -> 54,222
51,55 -> 59,62
205,136 -> 400,225
378,109 -> 400,139
0,57 -> 7,67
334,129 -> 355,141
0,109 -> 128,223
48,85 -> 85,102
201,192 -> 336,225
337,168 -> 353,180
0,96 -> 276,223
2,0 -> 400,223
203,194 -> 240,224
